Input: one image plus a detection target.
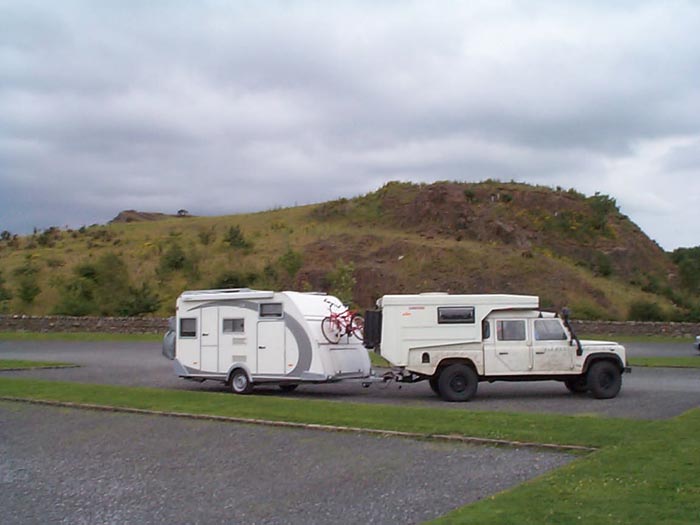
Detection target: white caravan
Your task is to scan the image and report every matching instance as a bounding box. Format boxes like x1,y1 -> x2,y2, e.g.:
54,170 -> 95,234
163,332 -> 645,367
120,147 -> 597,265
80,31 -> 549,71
364,293 -> 629,401
163,289 -> 370,393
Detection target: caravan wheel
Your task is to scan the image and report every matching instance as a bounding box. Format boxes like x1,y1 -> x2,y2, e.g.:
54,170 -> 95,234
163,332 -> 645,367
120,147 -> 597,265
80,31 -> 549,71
230,369 -> 253,395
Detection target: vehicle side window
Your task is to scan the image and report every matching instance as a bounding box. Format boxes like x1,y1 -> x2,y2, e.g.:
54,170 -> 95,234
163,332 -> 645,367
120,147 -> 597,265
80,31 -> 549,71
260,303 -> 283,318
496,320 -> 526,341
438,306 -> 475,324
534,319 -> 568,341
223,318 -> 245,333
179,318 -> 197,338
482,319 -> 491,340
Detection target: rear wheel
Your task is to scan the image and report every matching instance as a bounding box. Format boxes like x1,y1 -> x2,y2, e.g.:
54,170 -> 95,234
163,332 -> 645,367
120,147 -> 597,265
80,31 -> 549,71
587,361 -> 622,399
564,375 -> 588,394
321,316 -> 342,344
428,376 -> 440,396
230,369 -> 253,395
437,364 -> 478,402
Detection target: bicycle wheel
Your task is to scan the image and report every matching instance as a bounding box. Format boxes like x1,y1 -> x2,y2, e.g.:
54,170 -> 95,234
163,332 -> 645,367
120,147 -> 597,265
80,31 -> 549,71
321,316 -> 342,344
349,315 -> 364,342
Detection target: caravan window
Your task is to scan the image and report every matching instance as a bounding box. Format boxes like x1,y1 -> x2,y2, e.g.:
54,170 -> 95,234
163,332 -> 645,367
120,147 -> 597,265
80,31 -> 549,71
497,320 -> 526,341
179,318 -> 197,338
223,318 -> 245,333
438,306 -> 475,324
260,303 -> 283,318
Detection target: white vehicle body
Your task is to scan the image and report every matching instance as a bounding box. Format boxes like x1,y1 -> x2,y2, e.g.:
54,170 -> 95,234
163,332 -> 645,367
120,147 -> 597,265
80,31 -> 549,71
165,289 -> 370,391
366,293 -> 629,401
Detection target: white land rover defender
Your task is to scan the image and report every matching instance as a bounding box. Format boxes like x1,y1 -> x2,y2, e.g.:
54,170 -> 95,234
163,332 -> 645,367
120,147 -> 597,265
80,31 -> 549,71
363,293 -> 630,402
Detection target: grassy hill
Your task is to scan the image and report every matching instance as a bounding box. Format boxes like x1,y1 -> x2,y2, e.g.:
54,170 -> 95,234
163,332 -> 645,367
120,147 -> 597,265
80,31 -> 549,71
0,180 -> 694,320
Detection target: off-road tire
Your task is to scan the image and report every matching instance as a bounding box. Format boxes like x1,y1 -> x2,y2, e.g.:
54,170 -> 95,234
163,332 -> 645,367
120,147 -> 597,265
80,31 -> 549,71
586,361 -> 622,399
428,376 -> 440,396
564,375 -> 588,394
437,364 -> 478,402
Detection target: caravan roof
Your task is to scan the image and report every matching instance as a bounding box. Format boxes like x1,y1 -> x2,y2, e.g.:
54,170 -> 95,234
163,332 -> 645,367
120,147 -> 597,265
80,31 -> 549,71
179,288 -> 275,302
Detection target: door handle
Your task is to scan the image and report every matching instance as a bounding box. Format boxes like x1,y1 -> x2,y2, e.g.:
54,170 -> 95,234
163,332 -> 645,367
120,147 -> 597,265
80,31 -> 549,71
258,346 -> 266,349
498,352 -> 509,355
202,333 -> 209,336
535,351 -> 545,355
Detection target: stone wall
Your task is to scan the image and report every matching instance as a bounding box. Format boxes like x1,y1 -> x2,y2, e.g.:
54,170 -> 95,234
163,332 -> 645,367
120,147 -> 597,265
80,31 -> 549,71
0,315 -> 169,334
571,320 -> 700,339
1,315 -> 699,338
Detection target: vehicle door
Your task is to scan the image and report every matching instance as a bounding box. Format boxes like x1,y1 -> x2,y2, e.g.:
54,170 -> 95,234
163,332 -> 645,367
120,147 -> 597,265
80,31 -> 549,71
200,307 -> 219,372
492,319 -> 532,373
531,318 -> 574,372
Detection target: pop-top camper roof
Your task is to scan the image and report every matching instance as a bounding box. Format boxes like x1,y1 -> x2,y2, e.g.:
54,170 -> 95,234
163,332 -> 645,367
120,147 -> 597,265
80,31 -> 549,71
378,293 -> 539,309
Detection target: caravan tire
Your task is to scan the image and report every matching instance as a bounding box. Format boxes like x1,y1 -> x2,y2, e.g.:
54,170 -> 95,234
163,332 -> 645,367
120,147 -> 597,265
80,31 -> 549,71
437,364 -> 478,402
230,369 -> 253,395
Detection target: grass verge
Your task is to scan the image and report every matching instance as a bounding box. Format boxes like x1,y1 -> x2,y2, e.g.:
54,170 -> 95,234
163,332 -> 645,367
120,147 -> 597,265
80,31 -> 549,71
628,356 -> 700,368
1,377 -> 698,524
0,359 -> 73,370
0,331 -> 161,343
578,333 -> 695,344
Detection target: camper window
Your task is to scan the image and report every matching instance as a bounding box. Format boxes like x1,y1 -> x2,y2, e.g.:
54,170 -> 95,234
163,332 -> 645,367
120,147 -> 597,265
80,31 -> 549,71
180,318 -> 197,338
497,320 -> 526,341
223,318 -> 245,333
260,303 -> 283,318
437,306 -> 475,324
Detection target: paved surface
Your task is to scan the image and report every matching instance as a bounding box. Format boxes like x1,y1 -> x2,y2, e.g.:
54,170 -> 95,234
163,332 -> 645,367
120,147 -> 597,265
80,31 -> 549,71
0,402 -> 571,525
2,340 -> 700,419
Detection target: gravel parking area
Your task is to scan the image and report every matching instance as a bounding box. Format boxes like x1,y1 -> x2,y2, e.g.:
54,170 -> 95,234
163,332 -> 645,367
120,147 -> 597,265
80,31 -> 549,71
2,340 -> 700,419
0,402 -> 572,525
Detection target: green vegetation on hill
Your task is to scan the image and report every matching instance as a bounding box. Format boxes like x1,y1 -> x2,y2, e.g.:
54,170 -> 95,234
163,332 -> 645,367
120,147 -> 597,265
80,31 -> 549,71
0,180 -> 696,320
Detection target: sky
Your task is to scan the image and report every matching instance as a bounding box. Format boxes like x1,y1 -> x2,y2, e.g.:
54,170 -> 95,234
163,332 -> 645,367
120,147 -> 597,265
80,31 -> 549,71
1,1 -> 699,250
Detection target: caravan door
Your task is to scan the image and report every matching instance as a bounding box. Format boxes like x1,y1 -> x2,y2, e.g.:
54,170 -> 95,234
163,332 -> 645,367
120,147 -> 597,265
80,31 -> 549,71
200,307 -> 219,372
256,302 -> 286,375
257,321 -> 285,374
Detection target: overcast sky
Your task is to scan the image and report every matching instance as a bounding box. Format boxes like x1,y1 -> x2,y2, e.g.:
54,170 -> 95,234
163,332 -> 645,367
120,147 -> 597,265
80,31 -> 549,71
1,1 -> 699,250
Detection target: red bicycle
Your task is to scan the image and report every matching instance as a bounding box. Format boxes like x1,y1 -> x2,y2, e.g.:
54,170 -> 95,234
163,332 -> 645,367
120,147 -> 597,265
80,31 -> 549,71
321,304 -> 364,344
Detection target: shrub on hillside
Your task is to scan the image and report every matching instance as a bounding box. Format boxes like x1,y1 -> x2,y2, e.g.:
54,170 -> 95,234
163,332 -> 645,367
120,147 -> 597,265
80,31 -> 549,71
628,300 -> 666,322
326,260 -> 356,305
224,225 -> 251,249
211,270 -> 260,289
54,252 -> 160,316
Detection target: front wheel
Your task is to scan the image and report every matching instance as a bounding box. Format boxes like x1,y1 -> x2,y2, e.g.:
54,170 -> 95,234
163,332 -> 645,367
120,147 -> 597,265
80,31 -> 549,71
587,361 -> 622,399
350,315 -> 364,342
230,369 -> 253,395
437,364 -> 478,402
321,316 -> 342,344
564,375 -> 588,394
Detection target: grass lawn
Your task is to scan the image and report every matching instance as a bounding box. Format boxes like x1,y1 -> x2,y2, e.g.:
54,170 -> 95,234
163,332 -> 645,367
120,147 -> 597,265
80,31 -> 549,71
629,356 -> 700,368
0,377 -> 698,524
0,331 -> 161,343
0,359 -> 73,370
